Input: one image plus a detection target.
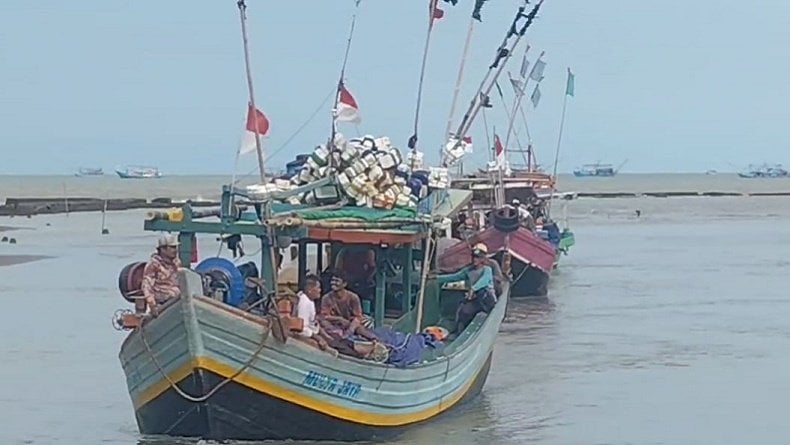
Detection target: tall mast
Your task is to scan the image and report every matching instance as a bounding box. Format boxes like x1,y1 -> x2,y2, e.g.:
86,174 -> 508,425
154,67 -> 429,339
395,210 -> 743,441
492,79 -> 529,167
503,50 -> 541,171
330,1 -> 362,155
444,16 -> 477,169
409,0 -> 442,165
548,68 -> 575,218
237,0 -> 266,183
450,1 -> 543,159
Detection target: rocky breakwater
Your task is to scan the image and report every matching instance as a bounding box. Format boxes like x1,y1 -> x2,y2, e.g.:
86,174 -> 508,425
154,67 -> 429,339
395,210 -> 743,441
0,197 -> 221,216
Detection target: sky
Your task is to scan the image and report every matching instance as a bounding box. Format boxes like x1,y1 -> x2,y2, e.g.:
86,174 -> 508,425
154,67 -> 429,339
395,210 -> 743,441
1,0 -> 789,175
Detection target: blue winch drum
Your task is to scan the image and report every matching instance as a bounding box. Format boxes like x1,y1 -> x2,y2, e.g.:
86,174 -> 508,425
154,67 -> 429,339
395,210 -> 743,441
195,257 -> 246,307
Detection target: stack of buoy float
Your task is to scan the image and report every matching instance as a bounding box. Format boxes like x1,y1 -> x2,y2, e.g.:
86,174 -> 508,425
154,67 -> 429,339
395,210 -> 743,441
246,133 -> 452,210
442,136 -> 473,166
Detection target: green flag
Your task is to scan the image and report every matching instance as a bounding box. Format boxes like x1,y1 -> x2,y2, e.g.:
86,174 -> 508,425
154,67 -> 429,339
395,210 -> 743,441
565,68 -> 575,97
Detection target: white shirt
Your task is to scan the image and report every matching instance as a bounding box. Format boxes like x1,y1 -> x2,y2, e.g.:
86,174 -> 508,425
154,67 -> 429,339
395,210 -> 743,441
295,291 -> 319,338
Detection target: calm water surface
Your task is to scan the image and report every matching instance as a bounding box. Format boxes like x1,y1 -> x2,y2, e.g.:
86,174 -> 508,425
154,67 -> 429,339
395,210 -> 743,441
1,191 -> 789,444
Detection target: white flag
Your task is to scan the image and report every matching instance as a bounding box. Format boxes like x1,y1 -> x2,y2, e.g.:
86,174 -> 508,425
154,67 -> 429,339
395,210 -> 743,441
520,56 -> 530,79
530,84 -> 541,108
529,58 -> 546,82
510,78 -> 525,95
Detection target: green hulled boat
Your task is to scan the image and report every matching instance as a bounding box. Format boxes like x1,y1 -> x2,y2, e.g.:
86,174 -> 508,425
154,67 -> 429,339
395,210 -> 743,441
114,184 -> 510,441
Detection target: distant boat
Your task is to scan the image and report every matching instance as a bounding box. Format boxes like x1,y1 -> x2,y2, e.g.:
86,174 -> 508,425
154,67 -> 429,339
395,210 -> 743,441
705,170 -> 718,175
737,164 -> 788,178
573,160 -> 627,177
115,165 -> 163,179
75,167 -> 104,177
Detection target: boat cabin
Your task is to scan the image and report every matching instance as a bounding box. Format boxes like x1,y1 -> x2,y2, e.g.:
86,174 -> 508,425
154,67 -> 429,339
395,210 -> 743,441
142,183 -> 479,337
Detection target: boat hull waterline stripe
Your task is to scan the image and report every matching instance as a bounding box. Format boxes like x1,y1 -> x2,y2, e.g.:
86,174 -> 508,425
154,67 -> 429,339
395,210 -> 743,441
132,354 -> 486,426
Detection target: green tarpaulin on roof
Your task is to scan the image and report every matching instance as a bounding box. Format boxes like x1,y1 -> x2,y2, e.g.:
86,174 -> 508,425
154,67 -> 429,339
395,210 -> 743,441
296,207 -> 417,221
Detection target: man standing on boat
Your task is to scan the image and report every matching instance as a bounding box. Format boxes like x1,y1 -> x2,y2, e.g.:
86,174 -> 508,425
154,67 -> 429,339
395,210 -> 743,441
141,235 -> 182,316
474,243 -> 505,295
295,274 -> 328,350
434,246 -> 497,334
511,199 -> 536,232
335,247 -> 377,305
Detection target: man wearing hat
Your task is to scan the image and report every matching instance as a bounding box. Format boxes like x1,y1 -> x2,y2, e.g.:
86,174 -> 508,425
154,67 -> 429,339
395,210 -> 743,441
141,234 -> 182,316
510,198 -> 536,231
435,245 -> 498,334
473,243 -> 505,295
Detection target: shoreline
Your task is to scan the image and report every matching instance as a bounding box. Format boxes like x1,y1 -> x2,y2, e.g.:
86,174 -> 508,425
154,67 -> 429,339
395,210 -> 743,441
1,191 -> 790,217
0,254 -> 51,267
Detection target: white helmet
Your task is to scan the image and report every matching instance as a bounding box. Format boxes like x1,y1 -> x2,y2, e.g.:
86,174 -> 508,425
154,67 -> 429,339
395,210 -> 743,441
157,234 -> 179,247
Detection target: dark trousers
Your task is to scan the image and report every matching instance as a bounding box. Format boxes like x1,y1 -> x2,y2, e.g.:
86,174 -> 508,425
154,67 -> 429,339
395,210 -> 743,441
455,288 -> 497,333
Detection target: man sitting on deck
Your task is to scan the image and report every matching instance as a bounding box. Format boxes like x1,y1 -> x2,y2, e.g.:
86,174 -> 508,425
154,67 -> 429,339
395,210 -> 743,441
141,235 -> 182,316
294,274 -> 328,350
435,246 -> 498,334
318,271 -> 377,355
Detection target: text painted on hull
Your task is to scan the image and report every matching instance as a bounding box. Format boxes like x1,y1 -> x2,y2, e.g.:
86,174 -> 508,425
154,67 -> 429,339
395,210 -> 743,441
302,371 -> 362,399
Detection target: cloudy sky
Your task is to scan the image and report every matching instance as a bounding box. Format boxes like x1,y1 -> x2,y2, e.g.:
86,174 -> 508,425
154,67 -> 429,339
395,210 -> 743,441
1,0 -> 788,175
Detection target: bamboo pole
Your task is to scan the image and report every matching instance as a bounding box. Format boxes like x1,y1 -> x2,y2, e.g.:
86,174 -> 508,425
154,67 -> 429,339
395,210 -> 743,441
237,0 -> 266,183
444,17 -> 476,168
101,198 -> 109,235
414,235 -> 435,333
62,182 -> 69,217
548,81 -> 570,218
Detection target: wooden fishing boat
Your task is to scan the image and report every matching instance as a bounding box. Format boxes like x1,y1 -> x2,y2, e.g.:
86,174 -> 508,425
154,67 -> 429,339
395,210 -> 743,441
451,170 -> 574,206
447,53 -> 576,297
573,160 -> 627,177
113,184 -> 510,441
439,205 -> 574,297
115,165 -> 163,179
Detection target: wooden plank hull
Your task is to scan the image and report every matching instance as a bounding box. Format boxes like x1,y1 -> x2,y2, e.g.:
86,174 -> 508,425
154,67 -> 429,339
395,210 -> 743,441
510,259 -> 550,297
119,274 -> 507,441
439,227 -> 565,297
133,352 -> 493,441
439,227 -> 556,274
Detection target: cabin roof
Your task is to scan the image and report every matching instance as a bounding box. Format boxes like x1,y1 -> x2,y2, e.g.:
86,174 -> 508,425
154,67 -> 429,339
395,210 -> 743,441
304,227 -> 427,244
270,204 -> 418,222
429,189 -> 474,220
270,189 -> 472,223
274,189 -> 473,245
144,189 -> 474,245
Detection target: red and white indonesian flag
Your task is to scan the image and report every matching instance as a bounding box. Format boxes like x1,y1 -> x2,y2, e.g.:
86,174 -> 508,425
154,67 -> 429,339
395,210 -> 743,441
494,134 -> 505,168
335,84 -> 361,124
429,0 -> 445,22
462,135 -> 473,153
239,103 -> 270,155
